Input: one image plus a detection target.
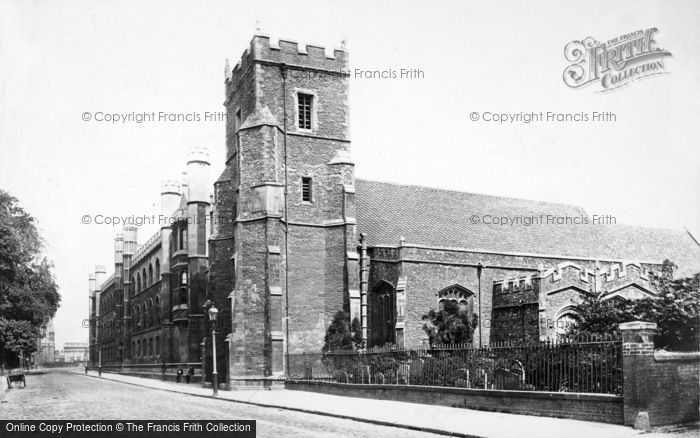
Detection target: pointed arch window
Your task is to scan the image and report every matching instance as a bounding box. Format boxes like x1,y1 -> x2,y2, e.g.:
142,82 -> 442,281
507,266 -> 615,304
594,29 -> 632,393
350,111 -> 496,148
554,306 -> 580,337
437,284 -> 475,312
369,281 -> 396,347
148,264 -> 153,285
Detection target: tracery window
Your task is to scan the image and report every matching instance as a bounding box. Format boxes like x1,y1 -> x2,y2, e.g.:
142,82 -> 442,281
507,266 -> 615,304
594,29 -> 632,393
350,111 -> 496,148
436,284 -> 475,312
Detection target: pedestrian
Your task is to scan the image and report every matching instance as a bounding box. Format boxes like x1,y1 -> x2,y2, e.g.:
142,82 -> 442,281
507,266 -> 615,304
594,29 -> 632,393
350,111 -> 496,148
176,367 -> 183,383
186,367 -> 194,384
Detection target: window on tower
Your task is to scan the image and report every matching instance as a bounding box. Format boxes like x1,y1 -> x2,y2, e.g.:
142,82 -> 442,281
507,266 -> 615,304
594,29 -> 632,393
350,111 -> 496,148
179,227 -> 186,250
301,177 -> 312,202
235,108 -> 242,150
297,93 -> 312,130
231,258 -> 236,289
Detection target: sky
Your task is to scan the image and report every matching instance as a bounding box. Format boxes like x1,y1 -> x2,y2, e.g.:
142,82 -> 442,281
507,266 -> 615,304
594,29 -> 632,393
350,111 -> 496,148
1,0 -> 698,348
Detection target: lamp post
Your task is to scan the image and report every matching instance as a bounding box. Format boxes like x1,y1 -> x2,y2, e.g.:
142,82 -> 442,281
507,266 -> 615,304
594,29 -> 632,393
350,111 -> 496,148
208,304 -> 218,397
477,263 -> 484,347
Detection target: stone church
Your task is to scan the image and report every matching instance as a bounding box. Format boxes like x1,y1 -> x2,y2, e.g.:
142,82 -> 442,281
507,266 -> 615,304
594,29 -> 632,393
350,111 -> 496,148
89,34 -> 700,387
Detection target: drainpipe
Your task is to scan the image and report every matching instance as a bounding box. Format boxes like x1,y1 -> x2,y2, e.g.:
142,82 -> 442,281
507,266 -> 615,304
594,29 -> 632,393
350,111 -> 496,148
281,63 -> 290,377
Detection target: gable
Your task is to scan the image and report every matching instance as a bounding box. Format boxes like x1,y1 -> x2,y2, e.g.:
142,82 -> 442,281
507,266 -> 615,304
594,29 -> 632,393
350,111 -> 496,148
602,283 -> 657,301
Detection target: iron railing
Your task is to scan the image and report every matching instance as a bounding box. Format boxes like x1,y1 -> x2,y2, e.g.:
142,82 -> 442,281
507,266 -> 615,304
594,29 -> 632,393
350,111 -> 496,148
286,334 -> 623,395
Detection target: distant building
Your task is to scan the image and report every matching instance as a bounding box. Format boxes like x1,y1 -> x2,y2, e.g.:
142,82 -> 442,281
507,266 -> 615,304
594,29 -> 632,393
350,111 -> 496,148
36,319 -> 55,365
61,342 -> 88,363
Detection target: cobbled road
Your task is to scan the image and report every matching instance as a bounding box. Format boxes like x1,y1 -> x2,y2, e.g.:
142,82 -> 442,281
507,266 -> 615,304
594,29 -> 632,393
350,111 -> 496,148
1,370 -> 443,438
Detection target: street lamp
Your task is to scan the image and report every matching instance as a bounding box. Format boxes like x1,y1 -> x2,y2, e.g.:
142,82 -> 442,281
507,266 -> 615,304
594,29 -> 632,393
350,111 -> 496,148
476,263 -> 484,347
208,304 -> 218,397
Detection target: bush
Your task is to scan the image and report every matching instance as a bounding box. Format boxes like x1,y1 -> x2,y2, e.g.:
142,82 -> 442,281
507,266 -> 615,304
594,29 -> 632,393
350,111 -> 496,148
421,300 -> 478,347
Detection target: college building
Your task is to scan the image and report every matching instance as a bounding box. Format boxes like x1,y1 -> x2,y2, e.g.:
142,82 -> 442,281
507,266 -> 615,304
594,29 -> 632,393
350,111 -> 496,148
88,34 -> 700,386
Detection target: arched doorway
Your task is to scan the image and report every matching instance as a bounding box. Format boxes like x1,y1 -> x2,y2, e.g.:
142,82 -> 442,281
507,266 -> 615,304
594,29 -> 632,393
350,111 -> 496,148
369,281 -> 396,347
554,306 -> 579,337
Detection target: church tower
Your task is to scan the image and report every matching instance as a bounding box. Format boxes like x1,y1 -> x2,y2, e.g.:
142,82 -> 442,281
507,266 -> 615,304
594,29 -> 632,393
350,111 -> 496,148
210,34 -> 357,383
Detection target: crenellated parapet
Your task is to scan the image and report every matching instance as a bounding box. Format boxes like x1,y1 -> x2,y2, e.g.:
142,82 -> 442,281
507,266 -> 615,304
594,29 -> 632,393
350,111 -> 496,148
491,260 -> 660,344
538,261 -> 595,283
186,145 -> 211,165
599,261 -> 650,283
132,231 -> 162,265
492,272 -> 540,311
493,260 -> 658,304
493,274 -> 537,294
225,35 -> 349,97
598,261 -> 655,300
535,262 -> 596,296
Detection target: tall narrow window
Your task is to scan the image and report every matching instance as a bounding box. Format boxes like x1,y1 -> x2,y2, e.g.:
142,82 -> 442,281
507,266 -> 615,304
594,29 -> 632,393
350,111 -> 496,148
301,177 -> 312,202
181,271 -> 188,285
231,259 -> 236,289
179,227 -> 186,250
235,109 -> 242,149
297,93 -> 312,130
180,270 -> 188,305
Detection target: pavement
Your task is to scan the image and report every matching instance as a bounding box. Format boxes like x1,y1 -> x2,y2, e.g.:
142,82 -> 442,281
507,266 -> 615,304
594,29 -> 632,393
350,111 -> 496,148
71,369 -> 698,438
2,371 -> 443,437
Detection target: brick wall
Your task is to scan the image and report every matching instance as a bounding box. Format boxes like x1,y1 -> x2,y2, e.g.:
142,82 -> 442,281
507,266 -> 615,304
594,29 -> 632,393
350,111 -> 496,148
620,321 -> 700,428
370,246 -> 616,348
368,248 -> 663,348
286,381 -> 624,424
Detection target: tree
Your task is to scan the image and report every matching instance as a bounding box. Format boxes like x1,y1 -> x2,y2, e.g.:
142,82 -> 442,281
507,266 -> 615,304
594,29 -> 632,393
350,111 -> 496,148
0,190 -> 61,366
0,190 -> 41,282
320,311 -> 364,380
322,311 -> 363,352
421,300 -> 478,347
569,260 -> 699,351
